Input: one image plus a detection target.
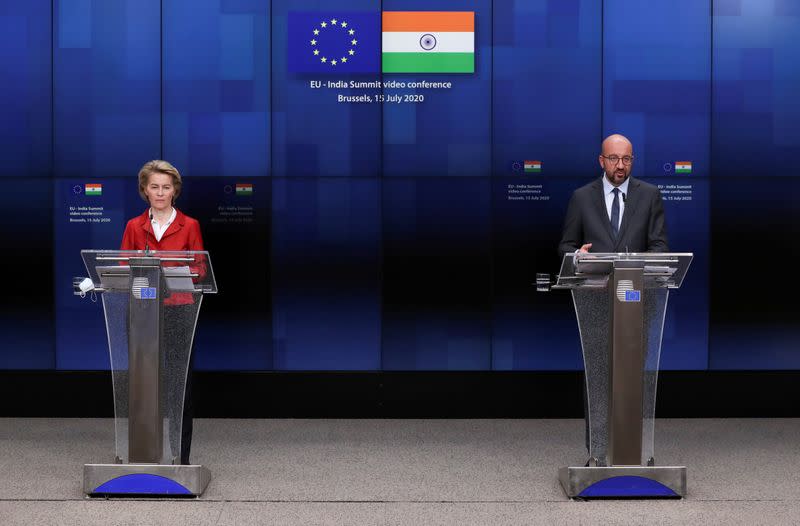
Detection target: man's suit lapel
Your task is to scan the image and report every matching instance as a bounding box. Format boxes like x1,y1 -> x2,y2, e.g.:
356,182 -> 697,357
592,178 -> 616,246
614,178 -> 640,251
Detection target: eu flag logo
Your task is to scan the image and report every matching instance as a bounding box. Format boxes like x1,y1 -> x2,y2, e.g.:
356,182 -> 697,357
141,287 -> 157,299
624,290 -> 641,302
288,12 -> 380,73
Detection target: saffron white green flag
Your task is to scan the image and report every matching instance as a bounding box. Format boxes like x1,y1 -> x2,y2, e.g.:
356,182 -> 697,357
675,161 -> 692,174
382,11 -> 474,73
236,183 -> 253,195
524,161 -> 541,173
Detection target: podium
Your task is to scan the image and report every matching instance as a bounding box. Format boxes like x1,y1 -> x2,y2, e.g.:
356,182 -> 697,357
547,252 -> 692,498
75,250 -> 217,496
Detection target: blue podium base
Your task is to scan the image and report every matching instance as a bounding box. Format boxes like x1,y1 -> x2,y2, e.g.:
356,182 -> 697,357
84,464 -> 211,497
559,465 -> 686,499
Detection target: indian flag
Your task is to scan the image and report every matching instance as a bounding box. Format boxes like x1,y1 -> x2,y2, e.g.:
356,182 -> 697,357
236,183 -> 253,196
524,160 -> 541,173
675,161 -> 692,174
85,183 -> 102,196
382,12 -> 474,73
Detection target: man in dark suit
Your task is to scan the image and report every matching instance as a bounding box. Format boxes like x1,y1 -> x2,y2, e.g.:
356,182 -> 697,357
559,134 -> 668,258
558,134 -> 669,461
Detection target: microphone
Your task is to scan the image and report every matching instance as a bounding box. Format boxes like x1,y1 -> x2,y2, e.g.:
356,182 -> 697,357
622,192 -> 627,203
145,210 -> 153,254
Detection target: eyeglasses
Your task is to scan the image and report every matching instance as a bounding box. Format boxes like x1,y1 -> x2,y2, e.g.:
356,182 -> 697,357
602,155 -> 634,165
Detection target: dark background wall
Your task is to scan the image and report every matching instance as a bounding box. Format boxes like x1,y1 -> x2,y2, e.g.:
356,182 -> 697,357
1,1 -> 797,408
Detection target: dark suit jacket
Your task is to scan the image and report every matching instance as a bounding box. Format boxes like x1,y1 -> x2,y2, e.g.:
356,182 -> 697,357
558,176 -> 668,259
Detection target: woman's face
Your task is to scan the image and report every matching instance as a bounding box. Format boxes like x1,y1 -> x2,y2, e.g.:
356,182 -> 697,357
144,172 -> 175,212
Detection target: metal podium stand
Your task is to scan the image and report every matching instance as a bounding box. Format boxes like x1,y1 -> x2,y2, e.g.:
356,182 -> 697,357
545,252 -> 692,498
75,250 -> 217,496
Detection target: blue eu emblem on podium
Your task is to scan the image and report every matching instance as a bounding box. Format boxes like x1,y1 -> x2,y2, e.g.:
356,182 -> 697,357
624,290 -> 641,302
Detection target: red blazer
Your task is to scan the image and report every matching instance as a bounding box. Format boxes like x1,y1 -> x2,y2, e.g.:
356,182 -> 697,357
121,208 -> 204,252
121,208 -> 206,304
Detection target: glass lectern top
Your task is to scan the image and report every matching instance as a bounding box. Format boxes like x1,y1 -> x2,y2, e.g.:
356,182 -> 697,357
554,252 -> 693,290
81,250 -> 217,293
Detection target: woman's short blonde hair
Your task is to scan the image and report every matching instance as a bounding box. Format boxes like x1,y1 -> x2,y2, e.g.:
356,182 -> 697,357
137,160 -> 183,203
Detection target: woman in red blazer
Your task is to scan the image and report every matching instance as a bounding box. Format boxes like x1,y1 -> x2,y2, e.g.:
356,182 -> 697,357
121,160 -> 204,255
121,160 -> 203,465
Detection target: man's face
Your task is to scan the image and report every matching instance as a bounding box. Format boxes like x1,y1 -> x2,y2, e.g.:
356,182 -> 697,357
599,139 -> 633,186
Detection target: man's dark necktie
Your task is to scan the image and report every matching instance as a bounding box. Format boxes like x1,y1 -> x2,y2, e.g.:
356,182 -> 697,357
610,187 -> 620,238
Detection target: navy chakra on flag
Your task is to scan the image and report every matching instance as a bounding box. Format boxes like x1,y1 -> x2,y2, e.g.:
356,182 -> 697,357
419,34 -> 437,51
310,17 -> 358,67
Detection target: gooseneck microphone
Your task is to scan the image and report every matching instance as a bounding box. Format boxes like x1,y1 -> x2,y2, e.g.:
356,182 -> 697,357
145,210 -> 153,254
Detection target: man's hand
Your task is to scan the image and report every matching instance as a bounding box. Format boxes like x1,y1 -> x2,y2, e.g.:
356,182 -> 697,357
579,243 -> 592,253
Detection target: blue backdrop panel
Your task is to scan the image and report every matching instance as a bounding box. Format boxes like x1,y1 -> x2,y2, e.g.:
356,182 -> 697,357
709,177 -> 800,369
491,178 -> 583,370
163,0 -> 270,178
272,178 -> 381,370
603,0 -> 711,178
712,0 -> 800,177
272,0 -> 381,177
381,178 -> 492,370
382,0 -> 491,177
178,177 -> 273,370
492,0 -> 601,178
53,178 -> 133,369
650,177 -> 709,370
54,0 -> 160,178
4,0 -> 800,374
0,1 -> 52,178
0,179 -> 54,368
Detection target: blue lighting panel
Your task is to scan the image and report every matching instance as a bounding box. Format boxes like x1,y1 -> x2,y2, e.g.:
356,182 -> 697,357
493,0 -> 601,178
178,177 -> 273,371
382,178 -> 492,370
713,0 -> 800,176
0,179 -> 54,368
163,0 -> 270,177
272,178 -> 381,370
54,0 -> 160,178
491,178 -> 583,370
603,0 -> 711,178
53,178 -> 134,369
0,1 -> 52,178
